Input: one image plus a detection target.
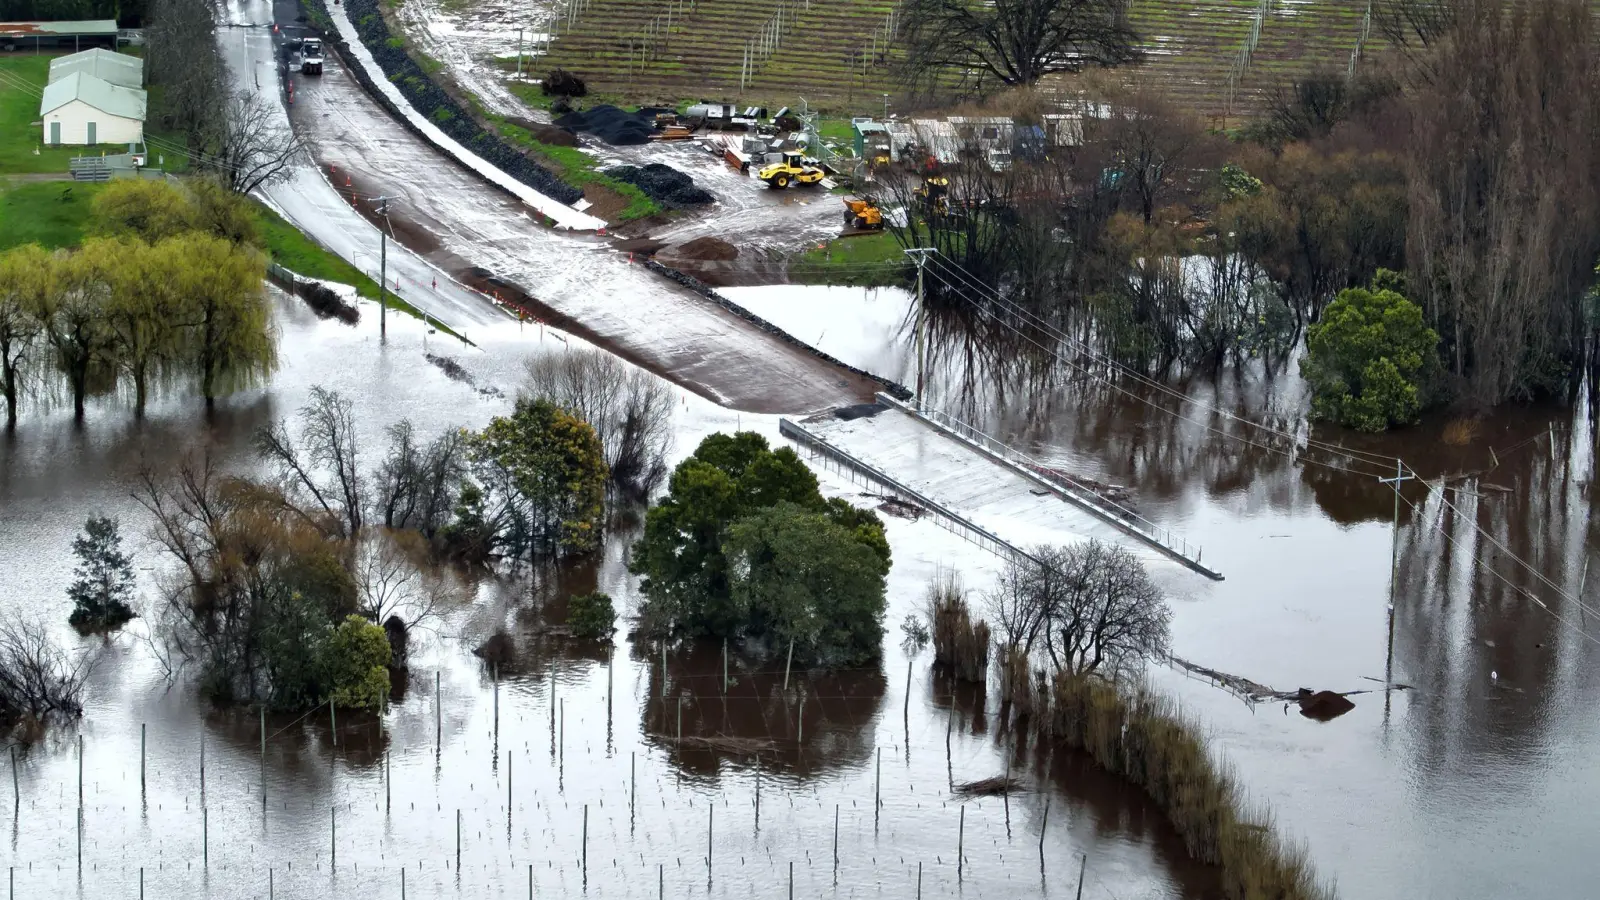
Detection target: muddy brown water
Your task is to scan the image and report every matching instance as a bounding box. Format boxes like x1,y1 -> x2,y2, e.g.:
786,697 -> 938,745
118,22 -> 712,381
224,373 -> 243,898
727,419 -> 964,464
0,293 -> 1218,899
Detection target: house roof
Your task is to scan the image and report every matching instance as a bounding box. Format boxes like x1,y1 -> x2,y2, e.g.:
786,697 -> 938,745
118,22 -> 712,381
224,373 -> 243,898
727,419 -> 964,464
0,19 -> 117,38
49,48 -> 142,88
40,71 -> 147,121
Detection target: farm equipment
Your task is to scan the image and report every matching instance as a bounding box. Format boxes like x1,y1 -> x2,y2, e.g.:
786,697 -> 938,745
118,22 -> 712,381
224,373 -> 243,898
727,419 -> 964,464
843,197 -> 884,230
757,152 -> 825,189
300,38 -> 324,76
915,175 -> 949,215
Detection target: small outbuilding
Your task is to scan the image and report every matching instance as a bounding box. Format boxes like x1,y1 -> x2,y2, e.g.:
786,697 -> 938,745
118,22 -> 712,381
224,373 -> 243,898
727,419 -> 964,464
49,48 -> 143,89
40,71 -> 146,146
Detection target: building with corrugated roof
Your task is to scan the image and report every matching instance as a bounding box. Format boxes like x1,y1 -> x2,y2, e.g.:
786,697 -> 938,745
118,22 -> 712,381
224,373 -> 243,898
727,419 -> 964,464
49,48 -> 143,89
40,70 -> 146,146
0,19 -> 118,53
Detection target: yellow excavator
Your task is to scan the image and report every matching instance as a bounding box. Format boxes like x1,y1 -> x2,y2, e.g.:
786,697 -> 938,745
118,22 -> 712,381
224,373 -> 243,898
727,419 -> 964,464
758,152 -> 826,189
915,175 -> 950,216
843,197 -> 884,231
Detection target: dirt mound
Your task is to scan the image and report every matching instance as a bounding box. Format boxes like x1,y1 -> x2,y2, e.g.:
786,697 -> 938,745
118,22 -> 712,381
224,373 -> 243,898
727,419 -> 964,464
1296,689 -> 1356,721
672,236 -> 738,261
507,117 -> 579,147
555,104 -> 656,145
602,163 -> 713,207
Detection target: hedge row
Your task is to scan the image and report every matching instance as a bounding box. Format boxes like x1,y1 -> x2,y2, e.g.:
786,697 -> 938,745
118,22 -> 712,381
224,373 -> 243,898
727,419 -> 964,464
641,258 -> 913,401
331,0 -> 584,206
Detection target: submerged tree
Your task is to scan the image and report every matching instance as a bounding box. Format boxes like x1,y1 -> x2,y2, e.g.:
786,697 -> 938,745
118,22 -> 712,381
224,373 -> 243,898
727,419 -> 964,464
723,502 -> 890,666
522,348 -> 674,500
0,244 -> 53,428
990,540 -> 1170,677
631,432 -> 890,663
66,516 -> 137,632
1301,276 -> 1439,432
170,231 -> 275,406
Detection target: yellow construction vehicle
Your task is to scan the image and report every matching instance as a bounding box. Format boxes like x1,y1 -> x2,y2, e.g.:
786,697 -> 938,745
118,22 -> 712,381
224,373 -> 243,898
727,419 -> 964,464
914,176 -> 950,216
843,197 -> 884,230
757,152 -> 826,189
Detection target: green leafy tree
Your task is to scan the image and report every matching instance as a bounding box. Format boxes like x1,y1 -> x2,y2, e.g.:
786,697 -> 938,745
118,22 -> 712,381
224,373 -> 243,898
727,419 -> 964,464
66,516 -> 137,632
42,245 -> 120,419
168,231 -> 276,406
464,398 -> 608,559
89,179 -> 195,244
567,591 -> 616,641
1301,274 -> 1439,432
322,615 -> 392,710
630,431 -> 890,658
723,502 -> 890,665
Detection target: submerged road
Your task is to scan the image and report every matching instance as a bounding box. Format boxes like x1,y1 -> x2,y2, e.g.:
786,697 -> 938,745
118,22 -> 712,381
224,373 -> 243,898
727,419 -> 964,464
245,0 -> 878,413
215,0 -> 505,329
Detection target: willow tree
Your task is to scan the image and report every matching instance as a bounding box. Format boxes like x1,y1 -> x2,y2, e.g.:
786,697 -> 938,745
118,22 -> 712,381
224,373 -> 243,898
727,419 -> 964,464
43,248 -> 119,420
87,237 -> 185,417
0,245 -> 54,428
169,232 -> 276,407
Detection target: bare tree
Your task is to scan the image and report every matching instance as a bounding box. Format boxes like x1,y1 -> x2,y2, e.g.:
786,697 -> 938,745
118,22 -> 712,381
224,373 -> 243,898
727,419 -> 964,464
352,528 -> 450,667
990,540 -> 1170,677
211,91 -> 311,196
255,385 -> 363,539
145,0 -> 228,152
370,420 -> 469,536
522,349 -> 674,499
1404,0 -> 1600,405
0,619 -> 96,730
899,0 -> 1140,94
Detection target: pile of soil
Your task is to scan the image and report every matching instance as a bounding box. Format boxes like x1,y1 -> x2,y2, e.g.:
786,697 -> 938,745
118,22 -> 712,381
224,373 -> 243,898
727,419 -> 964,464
672,236 -> 738,261
333,0 -> 583,205
602,163 -> 713,207
555,105 -> 657,145
506,116 -> 579,148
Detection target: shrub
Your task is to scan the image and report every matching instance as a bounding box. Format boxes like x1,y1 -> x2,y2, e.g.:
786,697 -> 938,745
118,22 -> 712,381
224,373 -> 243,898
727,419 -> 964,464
567,591 -> 616,641
542,68 -> 587,97
1301,272 -> 1439,432
323,616 -> 391,710
66,516 -> 137,632
926,570 -> 988,683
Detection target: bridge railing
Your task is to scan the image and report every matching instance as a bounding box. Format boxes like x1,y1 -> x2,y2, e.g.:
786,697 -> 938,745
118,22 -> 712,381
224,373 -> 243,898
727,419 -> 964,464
877,393 -> 1224,581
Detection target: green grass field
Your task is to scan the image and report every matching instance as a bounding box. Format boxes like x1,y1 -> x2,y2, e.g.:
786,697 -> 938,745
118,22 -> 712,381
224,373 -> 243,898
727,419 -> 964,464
0,180 -> 102,249
0,55 -> 85,174
790,229 -> 909,287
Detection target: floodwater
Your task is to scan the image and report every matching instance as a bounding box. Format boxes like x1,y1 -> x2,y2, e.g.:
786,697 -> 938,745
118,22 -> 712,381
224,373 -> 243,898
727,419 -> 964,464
0,291 -> 1217,899
728,283 -> 1600,899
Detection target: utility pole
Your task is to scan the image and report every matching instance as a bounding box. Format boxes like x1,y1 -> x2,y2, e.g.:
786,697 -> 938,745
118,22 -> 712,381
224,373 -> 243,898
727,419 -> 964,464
1377,458 -> 1415,719
904,248 -> 935,406
375,196 -> 391,341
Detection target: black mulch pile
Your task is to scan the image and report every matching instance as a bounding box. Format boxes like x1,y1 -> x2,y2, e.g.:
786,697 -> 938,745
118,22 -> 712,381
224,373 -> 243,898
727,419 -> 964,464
601,164 -> 713,207
554,105 -> 671,145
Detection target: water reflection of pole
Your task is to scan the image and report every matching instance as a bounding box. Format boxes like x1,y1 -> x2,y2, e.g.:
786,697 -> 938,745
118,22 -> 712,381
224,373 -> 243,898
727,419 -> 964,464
1039,798 -> 1050,868
1075,853 -> 1087,900
905,248 -> 934,404
435,671 -> 442,754
1378,458 -> 1414,721
956,804 -> 965,878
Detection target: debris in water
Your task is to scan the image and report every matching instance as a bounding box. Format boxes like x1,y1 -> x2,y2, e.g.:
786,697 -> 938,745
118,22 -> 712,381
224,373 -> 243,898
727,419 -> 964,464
1294,689 -> 1356,722
952,776 -> 1023,797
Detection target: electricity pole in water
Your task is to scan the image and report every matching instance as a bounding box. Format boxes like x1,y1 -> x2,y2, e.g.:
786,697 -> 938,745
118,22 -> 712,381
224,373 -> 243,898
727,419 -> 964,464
374,196 -> 392,341
1377,458 -> 1415,720
904,247 -> 935,406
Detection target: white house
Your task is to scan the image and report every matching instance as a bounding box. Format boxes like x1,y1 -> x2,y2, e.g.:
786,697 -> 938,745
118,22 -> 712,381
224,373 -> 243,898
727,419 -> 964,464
40,70 -> 146,146
49,47 -> 143,89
